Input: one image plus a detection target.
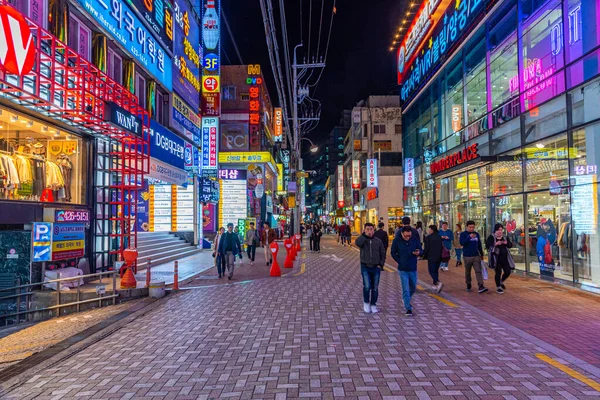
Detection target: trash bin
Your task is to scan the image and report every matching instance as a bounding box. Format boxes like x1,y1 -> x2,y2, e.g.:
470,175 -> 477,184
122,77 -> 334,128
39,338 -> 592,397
148,281 -> 166,298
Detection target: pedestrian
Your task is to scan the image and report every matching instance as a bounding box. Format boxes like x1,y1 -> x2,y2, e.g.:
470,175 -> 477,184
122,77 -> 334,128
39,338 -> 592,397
345,223 -> 352,245
395,216 -> 420,241
218,223 -> 242,280
307,224 -> 314,252
391,226 -> 422,316
245,222 -> 258,265
459,221 -> 488,293
355,222 -> 386,313
453,223 -> 463,267
416,221 -> 424,245
486,223 -> 514,294
261,222 -> 276,266
439,221 -> 453,271
374,222 -> 389,252
423,225 -> 444,293
313,224 -> 322,252
213,227 -> 226,278
339,222 -> 347,246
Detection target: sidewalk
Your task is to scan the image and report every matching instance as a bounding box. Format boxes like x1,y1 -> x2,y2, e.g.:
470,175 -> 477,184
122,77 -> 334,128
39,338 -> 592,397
133,249 -> 215,287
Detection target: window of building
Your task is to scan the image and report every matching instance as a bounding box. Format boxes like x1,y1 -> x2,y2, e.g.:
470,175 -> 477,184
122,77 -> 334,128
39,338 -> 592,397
136,74 -> 146,110
395,124 -> 402,134
444,57 -> 464,140
524,133 -> 569,192
0,106 -> 87,204
489,35 -> 518,110
240,93 -> 250,101
380,152 -> 402,166
373,124 -> 386,134
223,85 -> 236,100
107,49 -> 123,86
68,16 -> 92,61
565,0 -> 592,64
465,28 -> 487,126
10,0 -> 47,29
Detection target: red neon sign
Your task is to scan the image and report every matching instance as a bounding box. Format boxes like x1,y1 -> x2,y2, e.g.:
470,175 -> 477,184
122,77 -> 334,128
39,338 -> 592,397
430,143 -> 479,175
0,5 -> 35,75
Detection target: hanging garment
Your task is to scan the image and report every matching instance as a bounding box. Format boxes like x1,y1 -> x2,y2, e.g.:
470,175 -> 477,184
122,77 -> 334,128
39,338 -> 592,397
14,155 -> 33,197
45,161 -> 65,190
32,159 -> 45,197
56,155 -> 73,202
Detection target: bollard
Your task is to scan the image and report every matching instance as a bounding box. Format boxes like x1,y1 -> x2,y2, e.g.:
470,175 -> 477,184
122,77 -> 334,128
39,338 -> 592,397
294,234 -> 302,251
173,260 -> 179,291
283,239 -> 294,268
269,242 -> 281,277
145,259 -> 152,288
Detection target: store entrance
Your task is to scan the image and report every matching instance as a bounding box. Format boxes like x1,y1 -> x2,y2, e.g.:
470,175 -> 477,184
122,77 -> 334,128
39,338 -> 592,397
491,194 -> 526,271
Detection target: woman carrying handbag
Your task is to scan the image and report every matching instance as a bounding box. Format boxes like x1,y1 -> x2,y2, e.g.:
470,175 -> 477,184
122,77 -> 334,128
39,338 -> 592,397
486,223 -> 514,294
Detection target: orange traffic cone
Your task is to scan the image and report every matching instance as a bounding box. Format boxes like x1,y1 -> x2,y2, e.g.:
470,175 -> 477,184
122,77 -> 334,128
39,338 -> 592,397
269,242 -> 281,277
120,267 -> 137,289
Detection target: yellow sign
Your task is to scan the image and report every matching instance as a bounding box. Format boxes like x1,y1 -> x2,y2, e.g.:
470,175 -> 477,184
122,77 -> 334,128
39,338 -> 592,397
202,76 -> 220,93
219,152 -> 273,164
148,185 -> 155,232
48,140 -> 78,156
373,140 -> 392,151
297,172 -> 309,178
52,240 -> 84,252
277,163 -> 284,192
288,195 -> 296,208
248,64 -> 261,75
353,140 -> 362,151
523,147 -> 577,159
171,185 -> 178,232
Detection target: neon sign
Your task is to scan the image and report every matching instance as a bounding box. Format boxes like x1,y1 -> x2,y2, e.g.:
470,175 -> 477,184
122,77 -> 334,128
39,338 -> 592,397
430,143 -> 478,175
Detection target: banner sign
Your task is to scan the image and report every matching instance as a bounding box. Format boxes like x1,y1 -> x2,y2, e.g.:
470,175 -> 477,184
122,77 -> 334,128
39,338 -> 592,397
127,0 -> 174,51
104,102 -> 142,136
352,159 -> 360,189
274,107 -> 283,142
218,152 -> 272,164
201,117 -> 219,169
201,0 -> 221,117
337,165 -> 344,205
77,0 -> 173,90
150,119 -> 185,170
52,223 -> 86,261
220,123 -> 249,151
149,158 -> 188,186
172,0 -> 201,111
404,158 -> 416,187
218,169 -> 247,180
367,159 -> 378,188
172,93 -> 201,144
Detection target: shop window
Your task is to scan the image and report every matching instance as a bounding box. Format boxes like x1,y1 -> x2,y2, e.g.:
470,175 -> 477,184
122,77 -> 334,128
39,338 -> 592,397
468,166 -> 488,200
569,75 -> 600,126
465,28 -> 487,124
395,124 -> 402,134
489,36 -> 518,110
523,95 -> 567,144
492,194 -> 526,270
465,115 -> 489,143
524,134 -> 569,192
526,191 -> 573,282
0,107 -> 87,204
488,0 -> 518,50
489,155 -> 524,196
421,179 -> 435,206
9,0 -> 47,29
68,16 -> 92,61
571,124 -> 600,185
435,177 -> 450,204
565,0 -> 595,64
156,91 -> 168,126
136,74 -> 146,110
444,58 -> 464,139
451,173 -> 468,202
373,124 -> 386,134
223,85 -> 236,100
571,181 -> 600,287
107,50 -> 123,86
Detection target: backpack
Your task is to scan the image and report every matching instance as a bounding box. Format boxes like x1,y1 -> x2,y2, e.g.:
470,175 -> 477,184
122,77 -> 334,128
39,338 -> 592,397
441,246 -> 450,262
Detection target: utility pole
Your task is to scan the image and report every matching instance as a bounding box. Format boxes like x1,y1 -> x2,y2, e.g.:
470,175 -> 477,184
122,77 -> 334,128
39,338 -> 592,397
291,44 -> 325,234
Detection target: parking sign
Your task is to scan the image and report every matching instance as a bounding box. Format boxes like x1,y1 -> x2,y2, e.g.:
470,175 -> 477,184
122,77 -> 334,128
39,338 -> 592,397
32,222 -> 52,262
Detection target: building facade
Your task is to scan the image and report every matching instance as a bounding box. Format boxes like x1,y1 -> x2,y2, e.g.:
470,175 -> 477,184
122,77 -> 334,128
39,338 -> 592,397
399,0 -> 600,289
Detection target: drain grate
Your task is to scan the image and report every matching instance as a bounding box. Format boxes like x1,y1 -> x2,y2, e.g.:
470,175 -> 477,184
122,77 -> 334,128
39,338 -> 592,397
528,286 -> 564,293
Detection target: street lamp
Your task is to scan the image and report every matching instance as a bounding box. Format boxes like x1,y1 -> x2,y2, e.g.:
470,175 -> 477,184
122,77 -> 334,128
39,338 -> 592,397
300,137 -> 319,153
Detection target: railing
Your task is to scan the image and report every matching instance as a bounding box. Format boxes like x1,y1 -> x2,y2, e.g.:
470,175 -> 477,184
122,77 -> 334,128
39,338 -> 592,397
0,270 -> 118,326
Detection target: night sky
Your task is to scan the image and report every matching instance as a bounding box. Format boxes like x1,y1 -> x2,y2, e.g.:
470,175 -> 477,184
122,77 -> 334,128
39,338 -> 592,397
220,0 -> 406,145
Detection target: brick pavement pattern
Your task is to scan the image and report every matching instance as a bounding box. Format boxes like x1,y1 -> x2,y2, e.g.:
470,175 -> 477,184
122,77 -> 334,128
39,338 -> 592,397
3,235 -> 600,399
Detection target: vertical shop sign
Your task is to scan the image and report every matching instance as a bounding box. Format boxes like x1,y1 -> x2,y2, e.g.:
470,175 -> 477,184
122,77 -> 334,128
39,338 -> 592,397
451,105 -> 462,133
276,163 -> 284,193
367,159 -> 378,188
172,93 -> 202,144
201,117 -> 218,169
249,85 -> 261,149
337,165 -> 344,208
126,0 -> 174,51
274,107 -> 283,142
351,159 -> 360,189
172,0 -> 201,111
404,157 -> 416,187
300,177 -> 306,211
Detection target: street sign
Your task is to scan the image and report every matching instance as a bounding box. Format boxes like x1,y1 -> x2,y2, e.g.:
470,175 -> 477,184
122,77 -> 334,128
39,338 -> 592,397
297,172 -> 309,178
52,223 -> 86,261
32,222 -> 52,262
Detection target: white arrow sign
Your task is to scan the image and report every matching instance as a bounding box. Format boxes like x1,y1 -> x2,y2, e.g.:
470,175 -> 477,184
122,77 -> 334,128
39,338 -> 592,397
321,254 -> 343,263
34,248 -> 50,259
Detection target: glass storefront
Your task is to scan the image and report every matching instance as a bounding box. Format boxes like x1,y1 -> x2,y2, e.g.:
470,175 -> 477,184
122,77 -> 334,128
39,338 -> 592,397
0,106 -> 87,204
402,0 -> 600,290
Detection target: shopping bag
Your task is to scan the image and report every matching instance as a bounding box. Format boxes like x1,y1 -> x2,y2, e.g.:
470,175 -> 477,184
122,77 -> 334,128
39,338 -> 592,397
481,260 -> 489,280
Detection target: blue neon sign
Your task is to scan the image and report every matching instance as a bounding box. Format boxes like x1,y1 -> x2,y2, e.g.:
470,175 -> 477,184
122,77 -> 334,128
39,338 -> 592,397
77,0 -> 173,91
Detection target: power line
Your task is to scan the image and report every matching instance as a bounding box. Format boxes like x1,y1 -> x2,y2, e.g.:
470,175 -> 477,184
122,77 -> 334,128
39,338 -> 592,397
316,0 -> 325,59
279,0 -> 294,112
307,0 -> 312,61
311,0 -> 336,90
222,9 -> 244,64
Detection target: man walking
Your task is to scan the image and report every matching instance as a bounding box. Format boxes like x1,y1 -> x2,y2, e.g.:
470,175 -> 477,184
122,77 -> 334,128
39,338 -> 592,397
261,222 -> 276,266
218,223 -> 242,280
391,226 -> 422,316
374,222 -> 389,252
355,223 -> 386,313
396,216 -> 420,241
460,220 -> 488,293
439,221 -> 453,271
245,222 -> 258,265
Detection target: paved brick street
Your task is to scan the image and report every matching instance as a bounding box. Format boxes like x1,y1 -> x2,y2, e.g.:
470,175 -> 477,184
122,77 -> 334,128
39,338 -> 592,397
2,235 -> 600,399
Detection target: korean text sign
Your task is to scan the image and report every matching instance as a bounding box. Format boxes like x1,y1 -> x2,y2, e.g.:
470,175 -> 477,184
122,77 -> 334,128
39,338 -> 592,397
201,117 -> 219,169
77,0 -> 173,90
172,0 -> 200,111
126,0 -> 174,51
149,119 -> 185,170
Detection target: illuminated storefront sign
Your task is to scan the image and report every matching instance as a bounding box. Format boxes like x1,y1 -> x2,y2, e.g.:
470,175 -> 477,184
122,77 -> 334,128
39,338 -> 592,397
173,0 -> 201,111
149,119 -> 185,170
430,143 -> 478,175
172,93 -> 201,143
451,105 -> 462,132
276,163 -> 284,193
219,179 -> 247,228
337,165 -> 344,207
201,117 -> 219,169
352,160 -> 360,189
105,102 -> 143,136
0,6 -> 35,76
367,159 -> 378,188
248,66 -> 262,149
404,157 -> 416,187
373,140 -> 392,151
219,152 -> 272,163
367,188 -> 378,201
218,169 -> 247,180
77,0 -> 173,90
399,0 -> 494,102
274,107 -> 283,142
572,174 -> 597,234
300,177 -> 306,211
127,0 -> 174,51
220,123 -> 249,151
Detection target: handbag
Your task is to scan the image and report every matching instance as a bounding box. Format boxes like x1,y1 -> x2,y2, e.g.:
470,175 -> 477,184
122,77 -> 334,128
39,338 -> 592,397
481,261 -> 489,280
441,247 -> 450,262
507,251 -> 516,270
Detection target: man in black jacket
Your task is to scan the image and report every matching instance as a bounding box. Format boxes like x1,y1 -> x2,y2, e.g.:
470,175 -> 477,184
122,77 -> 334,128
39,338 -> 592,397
355,222 -> 386,314
423,225 -> 444,293
374,222 -> 389,252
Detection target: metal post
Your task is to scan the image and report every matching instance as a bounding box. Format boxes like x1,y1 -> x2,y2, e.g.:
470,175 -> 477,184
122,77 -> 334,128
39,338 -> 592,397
56,272 -> 61,318
15,277 -> 20,324
146,259 -> 152,288
292,44 -> 301,236
173,260 -> 179,290
76,278 -> 80,313
112,270 -> 117,305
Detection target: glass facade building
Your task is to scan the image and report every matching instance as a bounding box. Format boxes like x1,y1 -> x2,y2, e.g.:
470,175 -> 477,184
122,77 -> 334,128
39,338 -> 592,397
401,0 -> 600,289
